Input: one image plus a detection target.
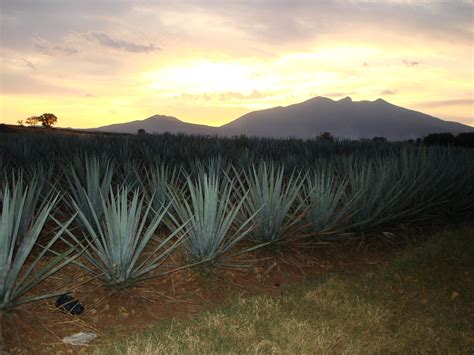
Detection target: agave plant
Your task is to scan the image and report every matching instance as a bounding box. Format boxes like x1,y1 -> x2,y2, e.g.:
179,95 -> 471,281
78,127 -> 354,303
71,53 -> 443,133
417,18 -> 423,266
339,157 -> 418,230
66,155 -> 114,225
142,163 -> 181,218
237,164 -> 306,244
167,171 -> 258,265
69,186 -> 187,288
118,159 -> 141,190
21,162 -> 56,199
302,171 -> 355,236
0,184 -> 76,349
399,147 -> 474,221
1,171 -> 45,245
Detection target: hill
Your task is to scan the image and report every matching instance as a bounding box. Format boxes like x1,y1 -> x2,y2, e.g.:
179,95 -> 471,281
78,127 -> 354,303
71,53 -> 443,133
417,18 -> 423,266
89,115 -> 215,136
86,97 -> 473,140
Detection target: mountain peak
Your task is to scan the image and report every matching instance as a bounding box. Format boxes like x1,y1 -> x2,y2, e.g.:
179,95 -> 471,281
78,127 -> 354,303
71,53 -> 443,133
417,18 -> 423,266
145,114 -> 181,122
303,96 -> 334,104
338,96 -> 352,103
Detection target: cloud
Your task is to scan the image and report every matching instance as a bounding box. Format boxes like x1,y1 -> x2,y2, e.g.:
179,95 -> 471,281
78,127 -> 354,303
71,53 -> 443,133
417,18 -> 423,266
0,72 -> 80,95
178,1 -> 474,46
0,56 -> 38,71
22,58 -> 37,70
34,37 -> 80,55
87,32 -> 161,53
403,59 -> 420,67
2,1 -> 472,54
322,91 -> 358,98
417,99 -> 473,108
33,31 -> 161,56
380,89 -> 397,95
176,90 -> 269,101
218,90 -> 267,100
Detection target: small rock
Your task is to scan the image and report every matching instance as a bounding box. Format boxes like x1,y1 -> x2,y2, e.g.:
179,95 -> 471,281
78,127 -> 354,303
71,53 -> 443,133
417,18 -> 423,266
450,291 -> 460,300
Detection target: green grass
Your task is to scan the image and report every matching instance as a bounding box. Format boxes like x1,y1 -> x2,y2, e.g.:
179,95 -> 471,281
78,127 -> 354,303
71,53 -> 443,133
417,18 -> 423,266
95,228 -> 474,353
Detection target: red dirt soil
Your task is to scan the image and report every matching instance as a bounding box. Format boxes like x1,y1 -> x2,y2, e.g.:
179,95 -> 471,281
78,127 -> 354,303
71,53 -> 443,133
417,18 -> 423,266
3,243 -> 386,354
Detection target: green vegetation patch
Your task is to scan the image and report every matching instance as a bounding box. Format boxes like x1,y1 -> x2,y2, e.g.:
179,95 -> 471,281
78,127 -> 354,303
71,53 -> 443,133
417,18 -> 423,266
96,228 -> 474,354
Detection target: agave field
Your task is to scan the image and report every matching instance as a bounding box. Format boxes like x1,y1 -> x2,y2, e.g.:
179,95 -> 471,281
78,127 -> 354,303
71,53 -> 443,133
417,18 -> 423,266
1,132 -> 473,350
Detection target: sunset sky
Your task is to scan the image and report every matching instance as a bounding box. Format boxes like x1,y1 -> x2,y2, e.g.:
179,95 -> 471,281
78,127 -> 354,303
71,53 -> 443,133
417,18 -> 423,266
1,0 -> 473,128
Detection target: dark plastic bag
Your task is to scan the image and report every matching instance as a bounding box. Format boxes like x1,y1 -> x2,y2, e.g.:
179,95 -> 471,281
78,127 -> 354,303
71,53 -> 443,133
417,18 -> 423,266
55,294 -> 84,315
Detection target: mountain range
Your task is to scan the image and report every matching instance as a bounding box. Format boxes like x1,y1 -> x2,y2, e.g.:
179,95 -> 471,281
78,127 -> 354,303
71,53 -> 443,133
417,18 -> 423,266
88,97 -> 473,140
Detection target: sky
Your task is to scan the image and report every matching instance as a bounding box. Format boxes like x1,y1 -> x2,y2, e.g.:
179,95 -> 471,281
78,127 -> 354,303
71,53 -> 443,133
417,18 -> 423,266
0,0 -> 473,128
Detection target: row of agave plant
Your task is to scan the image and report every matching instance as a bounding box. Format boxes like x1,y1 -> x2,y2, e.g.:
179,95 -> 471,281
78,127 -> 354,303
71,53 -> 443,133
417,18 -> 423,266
1,140 -> 474,349
0,132 -> 435,173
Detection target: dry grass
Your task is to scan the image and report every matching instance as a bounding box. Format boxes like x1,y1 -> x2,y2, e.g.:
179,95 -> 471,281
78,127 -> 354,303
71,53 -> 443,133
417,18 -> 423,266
95,228 -> 474,354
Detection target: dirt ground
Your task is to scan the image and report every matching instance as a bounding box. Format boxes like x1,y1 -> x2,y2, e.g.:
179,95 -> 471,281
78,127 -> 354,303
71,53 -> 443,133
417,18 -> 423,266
3,238 -> 389,354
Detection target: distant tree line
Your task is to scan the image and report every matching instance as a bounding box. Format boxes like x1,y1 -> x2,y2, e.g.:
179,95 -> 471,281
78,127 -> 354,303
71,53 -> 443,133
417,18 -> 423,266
132,129 -> 474,148
312,131 -> 473,148
422,132 -> 474,148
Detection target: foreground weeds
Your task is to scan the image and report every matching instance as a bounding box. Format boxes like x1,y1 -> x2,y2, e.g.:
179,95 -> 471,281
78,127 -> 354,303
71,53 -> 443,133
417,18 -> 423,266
96,228 -> 474,354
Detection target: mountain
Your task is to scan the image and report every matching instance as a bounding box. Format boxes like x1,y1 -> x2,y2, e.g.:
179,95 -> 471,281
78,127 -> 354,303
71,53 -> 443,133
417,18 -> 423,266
88,97 -> 473,140
88,114 -> 215,135
218,97 -> 472,140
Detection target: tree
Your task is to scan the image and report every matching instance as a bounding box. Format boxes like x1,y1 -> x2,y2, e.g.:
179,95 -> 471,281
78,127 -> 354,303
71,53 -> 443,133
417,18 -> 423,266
25,113 -> 58,128
372,136 -> 387,143
137,128 -> 146,135
38,113 -> 58,128
25,116 -> 39,127
455,132 -> 474,148
423,133 -> 456,146
317,131 -> 335,143
17,120 -> 24,127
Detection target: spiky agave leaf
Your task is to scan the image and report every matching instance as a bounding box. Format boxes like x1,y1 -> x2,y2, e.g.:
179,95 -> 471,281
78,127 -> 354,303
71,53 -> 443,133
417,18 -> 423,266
66,155 -> 114,225
167,171 -> 258,264
70,186 -> 187,288
340,148 -> 464,230
237,163 -> 307,244
398,147 -> 474,221
142,163 -> 181,217
339,156 -> 421,230
118,159 -> 141,190
0,184 -> 77,312
302,171 -> 355,236
1,170 -> 46,245
22,162 -> 56,200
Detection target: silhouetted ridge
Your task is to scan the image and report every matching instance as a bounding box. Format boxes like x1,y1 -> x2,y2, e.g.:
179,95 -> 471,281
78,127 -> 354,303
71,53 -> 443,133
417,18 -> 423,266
338,97 -> 352,103
87,96 -> 473,140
